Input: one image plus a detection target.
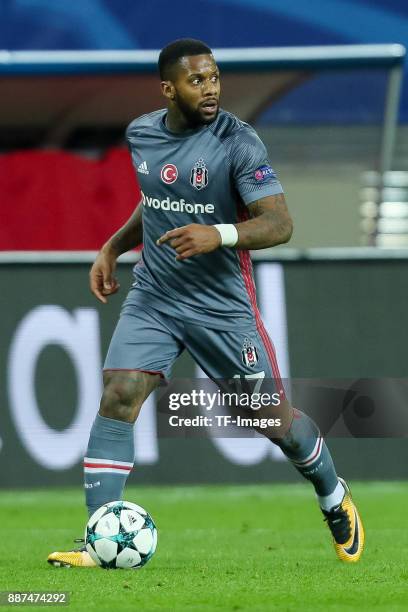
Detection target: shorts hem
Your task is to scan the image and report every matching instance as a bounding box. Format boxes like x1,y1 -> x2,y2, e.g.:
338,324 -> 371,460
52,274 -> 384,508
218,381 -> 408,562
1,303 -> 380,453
103,367 -> 165,379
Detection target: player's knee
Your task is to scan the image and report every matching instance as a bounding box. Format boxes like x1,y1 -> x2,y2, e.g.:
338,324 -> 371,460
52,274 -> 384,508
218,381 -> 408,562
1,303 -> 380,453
254,398 -> 295,442
270,407 -> 319,454
99,372 -> 145,422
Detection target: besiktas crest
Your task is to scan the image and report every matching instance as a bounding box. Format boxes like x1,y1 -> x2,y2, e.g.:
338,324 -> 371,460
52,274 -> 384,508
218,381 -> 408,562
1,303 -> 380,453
190,158 -> 208,190
241,337 -> 259,368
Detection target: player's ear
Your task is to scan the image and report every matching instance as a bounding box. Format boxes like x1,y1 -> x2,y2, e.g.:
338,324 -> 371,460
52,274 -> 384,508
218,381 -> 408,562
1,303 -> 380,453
161,81 -> 175,101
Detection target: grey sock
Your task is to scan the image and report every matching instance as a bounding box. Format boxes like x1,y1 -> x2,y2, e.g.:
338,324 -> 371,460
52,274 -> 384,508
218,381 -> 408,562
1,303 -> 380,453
275,409 -> 339,496
84,413 -> 135,517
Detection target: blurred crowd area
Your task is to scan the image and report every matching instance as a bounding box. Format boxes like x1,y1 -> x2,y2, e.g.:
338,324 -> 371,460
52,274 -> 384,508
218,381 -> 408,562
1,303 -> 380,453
1,0 -> 408,248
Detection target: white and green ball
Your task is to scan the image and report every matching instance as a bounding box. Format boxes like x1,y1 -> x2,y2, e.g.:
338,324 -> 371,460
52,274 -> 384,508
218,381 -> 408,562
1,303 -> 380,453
85,500 -> 157,569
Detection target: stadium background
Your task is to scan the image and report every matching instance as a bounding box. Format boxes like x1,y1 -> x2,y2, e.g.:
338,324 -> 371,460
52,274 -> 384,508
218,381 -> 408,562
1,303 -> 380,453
1,0 -> 408,488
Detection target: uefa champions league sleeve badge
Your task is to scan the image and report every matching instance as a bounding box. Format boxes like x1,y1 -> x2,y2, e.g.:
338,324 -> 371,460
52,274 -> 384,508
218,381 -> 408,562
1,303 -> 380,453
190,158 -> 208,190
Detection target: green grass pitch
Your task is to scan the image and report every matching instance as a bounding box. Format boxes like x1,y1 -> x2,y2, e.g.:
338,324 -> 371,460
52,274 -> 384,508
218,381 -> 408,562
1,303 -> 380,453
0,482 -> 407,611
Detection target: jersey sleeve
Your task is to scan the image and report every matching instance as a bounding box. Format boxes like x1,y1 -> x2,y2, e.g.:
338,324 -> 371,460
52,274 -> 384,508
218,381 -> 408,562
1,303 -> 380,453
125,120 -> 137,151
228,126 -> 283,205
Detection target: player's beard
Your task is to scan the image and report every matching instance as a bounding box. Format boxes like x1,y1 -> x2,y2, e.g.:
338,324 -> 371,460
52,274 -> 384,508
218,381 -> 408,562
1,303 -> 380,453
175,93 -> 219,127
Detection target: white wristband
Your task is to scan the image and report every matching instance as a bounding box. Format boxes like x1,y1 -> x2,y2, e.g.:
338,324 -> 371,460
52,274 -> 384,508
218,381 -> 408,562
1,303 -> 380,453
213,224 -> 239,247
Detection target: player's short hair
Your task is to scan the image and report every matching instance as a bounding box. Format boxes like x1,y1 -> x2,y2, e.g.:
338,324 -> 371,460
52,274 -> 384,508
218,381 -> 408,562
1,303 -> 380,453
158,38 -> 213,80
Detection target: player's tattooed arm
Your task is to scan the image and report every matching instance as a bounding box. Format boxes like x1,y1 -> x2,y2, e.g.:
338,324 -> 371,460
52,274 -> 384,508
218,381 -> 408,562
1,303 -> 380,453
156,194 -> 292,261
104,201 -> 144,256
237,193 -> 293,249
90,201 -> 143,303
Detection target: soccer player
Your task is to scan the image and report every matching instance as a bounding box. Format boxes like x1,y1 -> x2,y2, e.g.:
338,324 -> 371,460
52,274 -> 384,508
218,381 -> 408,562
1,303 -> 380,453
48,39 -> 364,567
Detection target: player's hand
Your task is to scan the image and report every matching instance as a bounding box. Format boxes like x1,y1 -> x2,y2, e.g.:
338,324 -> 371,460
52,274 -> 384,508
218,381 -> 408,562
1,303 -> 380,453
156,224 -> 222,261
89,246 -> 120,303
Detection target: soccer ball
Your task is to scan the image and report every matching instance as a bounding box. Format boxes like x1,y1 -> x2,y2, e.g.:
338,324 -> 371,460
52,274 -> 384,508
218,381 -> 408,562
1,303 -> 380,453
85,500 -> 157,569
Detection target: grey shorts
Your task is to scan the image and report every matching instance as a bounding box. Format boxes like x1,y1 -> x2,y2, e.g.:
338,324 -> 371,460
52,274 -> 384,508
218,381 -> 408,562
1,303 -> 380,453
104,289 -> 284,389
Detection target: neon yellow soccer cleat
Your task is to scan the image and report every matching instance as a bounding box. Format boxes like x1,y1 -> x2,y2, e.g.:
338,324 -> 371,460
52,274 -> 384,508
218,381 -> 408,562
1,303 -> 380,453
322,477 -> 365,563
47,540 -> 97,568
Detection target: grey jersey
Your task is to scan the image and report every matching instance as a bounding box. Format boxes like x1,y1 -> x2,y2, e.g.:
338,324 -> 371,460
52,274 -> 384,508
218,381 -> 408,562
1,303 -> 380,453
126,108 -> 283,330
